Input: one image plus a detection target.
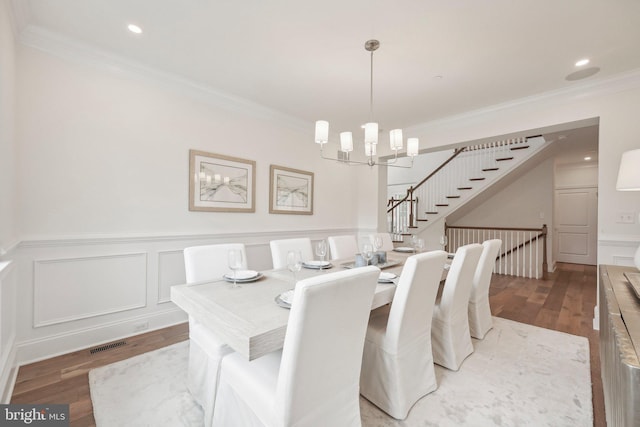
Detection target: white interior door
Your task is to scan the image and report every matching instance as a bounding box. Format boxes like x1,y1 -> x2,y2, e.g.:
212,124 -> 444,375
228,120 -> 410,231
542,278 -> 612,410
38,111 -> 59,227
554,187 -> 598,265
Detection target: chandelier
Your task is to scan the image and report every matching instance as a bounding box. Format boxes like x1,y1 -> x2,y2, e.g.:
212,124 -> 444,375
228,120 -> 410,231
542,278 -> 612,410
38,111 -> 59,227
314,40 -> 419,168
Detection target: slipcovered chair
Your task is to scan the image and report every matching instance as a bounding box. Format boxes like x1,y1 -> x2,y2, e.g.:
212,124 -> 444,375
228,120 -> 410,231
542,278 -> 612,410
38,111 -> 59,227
431,243 -> 483,371
183,243 -> 248,427
468,239 -> 502,339
360,251 -> 448,420
327,235 -> 359,260
369,232 -> 395,252
269,238 -> 313,269
211,266 -> 380,427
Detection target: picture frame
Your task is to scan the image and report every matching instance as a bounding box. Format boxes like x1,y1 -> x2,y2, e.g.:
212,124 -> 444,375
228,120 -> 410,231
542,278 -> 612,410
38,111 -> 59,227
189,149 -> 256,212
269,165 -> 314,215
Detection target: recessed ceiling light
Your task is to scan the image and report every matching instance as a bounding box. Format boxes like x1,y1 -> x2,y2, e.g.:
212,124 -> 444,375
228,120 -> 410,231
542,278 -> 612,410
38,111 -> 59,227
584,156 -> 592,161
575,58 -> 589,67
127,24 -> 143,34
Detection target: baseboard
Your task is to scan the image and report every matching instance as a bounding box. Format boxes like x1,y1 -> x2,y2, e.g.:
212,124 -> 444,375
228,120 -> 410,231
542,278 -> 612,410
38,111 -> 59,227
15,308 -> 187,366
0,338 -> 17,403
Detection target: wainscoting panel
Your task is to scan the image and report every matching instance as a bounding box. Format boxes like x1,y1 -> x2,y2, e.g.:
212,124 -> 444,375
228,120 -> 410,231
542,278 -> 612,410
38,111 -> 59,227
157,250 -> 186,304
33,253 -> 148,327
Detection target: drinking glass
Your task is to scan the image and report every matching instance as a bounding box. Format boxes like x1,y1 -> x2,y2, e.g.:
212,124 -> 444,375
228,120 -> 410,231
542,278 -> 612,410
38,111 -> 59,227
227,249 -> 243,288
287,250 -> 303,283
362,244 -> 374,265
415,238 -> 425,253
439,235 -> 448,250
373,236 -> 383,251
315,240 -> 327,263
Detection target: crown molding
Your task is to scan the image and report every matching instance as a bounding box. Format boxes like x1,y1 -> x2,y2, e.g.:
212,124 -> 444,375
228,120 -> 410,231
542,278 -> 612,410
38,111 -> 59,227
407,68 -> 640,135
17,25 -> 311,133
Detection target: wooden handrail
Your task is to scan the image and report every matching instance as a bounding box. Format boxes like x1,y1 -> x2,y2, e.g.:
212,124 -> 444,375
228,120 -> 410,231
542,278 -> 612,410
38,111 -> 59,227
445,223 -> 548,279
387,148 -> 465,213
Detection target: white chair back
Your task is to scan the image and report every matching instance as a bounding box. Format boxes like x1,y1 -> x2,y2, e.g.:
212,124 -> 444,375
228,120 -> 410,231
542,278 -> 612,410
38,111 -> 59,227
438,243 -> 483,321
327,235 -> 359,260
431,243 -> 483,371
369,233 -> 395,252
275,266 -> 379,426
468,239 -> 502,339
359,251 -> 447,419
470,239 -> 502,303
184,243 -> 247,283
386,251 -> 448,351
269,238 -> 313,269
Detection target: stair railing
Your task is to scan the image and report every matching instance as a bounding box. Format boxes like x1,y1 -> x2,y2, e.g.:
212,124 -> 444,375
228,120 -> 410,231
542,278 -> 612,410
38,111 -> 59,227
444,223 -> 548,279
387,136 -> 536,235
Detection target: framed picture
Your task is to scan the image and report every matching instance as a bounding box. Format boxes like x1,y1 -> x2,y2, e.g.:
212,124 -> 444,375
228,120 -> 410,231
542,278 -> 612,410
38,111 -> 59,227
189,149 -> 256,212
269,165 -> 314,215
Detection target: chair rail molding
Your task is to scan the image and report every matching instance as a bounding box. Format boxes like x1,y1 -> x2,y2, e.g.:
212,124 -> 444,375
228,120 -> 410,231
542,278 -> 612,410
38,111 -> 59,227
10,227 -> 363,365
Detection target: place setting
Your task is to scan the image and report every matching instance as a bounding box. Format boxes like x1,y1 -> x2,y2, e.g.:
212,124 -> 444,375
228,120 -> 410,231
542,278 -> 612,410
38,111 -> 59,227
302,240 -> 333,269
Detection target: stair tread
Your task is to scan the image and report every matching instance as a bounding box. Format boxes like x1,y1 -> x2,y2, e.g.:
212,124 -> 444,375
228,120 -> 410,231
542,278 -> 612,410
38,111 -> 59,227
482,167 -> 499,171
446,195 -> 461,199
457,187 -> 473,190
495,157 -> 514,161
510,145 -> 529,151
469,177 -> 486,181
435,203 -> 449,207
425,211 -> 438,215
416,219 -> 429,222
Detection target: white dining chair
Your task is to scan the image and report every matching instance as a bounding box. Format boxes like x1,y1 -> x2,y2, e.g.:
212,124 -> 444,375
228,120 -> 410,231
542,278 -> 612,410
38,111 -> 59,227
327,235 -> 359,260
468,239 -> 502,339
269,238 -> 313,269
369,232 -> 395,252
431,243 -> 483,371
183,243 -> 247,427
211,266 -> 380,427
360,250 -> 447,420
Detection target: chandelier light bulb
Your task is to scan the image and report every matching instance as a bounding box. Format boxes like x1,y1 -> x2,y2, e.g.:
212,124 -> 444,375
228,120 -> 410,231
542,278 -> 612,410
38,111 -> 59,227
340,132 -> 354,152
390,129 -> 403,150
407,138 -> 419,157
315,120 -> 329,144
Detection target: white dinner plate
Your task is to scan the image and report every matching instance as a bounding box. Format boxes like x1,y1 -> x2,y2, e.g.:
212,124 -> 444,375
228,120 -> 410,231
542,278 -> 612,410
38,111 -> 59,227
275,290 -> 294,309
302,260 -> 333,269
378,272 -> 397,283
223,271 -> 263,283
393,247 -> 415,253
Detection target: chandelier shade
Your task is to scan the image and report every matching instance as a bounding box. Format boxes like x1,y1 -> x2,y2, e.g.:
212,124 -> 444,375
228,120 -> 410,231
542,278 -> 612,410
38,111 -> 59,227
313,40 -> 419,168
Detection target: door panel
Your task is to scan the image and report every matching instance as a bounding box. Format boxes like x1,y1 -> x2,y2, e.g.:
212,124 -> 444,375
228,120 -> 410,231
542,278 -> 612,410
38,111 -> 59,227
554,187 -> 597,265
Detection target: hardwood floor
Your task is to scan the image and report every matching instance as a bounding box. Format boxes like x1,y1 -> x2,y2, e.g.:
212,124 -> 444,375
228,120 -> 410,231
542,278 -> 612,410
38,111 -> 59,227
10,262 -> 604,426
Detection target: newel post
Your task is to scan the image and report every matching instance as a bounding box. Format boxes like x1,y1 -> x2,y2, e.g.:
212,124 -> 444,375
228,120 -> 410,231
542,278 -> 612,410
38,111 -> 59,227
408,186 -> 414,228
541,224 -> 548,279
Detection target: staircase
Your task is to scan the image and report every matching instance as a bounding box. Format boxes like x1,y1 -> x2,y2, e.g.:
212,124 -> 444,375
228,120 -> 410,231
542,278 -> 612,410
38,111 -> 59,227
387,135 -> 550,243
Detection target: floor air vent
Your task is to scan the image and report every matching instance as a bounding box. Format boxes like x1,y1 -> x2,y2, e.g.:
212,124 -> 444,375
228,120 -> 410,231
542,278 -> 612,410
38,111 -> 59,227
90,340 -> 127,354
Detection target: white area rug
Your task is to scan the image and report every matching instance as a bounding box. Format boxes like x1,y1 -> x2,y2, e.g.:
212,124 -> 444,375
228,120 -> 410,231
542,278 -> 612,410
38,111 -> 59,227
89,317 -> 592,426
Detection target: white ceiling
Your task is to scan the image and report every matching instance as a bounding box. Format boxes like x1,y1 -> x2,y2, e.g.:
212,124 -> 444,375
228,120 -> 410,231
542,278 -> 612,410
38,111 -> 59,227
12,0 -> 640,141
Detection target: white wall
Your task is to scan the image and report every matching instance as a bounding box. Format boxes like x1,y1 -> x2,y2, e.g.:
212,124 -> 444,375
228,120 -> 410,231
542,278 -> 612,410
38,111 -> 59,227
0,0 -> 18,403
449,157 -> 554,229
11,41 -> 363,364
403,72 -> 640,267
0,0 -> 17,252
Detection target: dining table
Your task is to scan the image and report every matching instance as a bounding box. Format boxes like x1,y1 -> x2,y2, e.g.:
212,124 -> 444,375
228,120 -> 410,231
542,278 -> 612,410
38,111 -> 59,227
171,250 -> 446,361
